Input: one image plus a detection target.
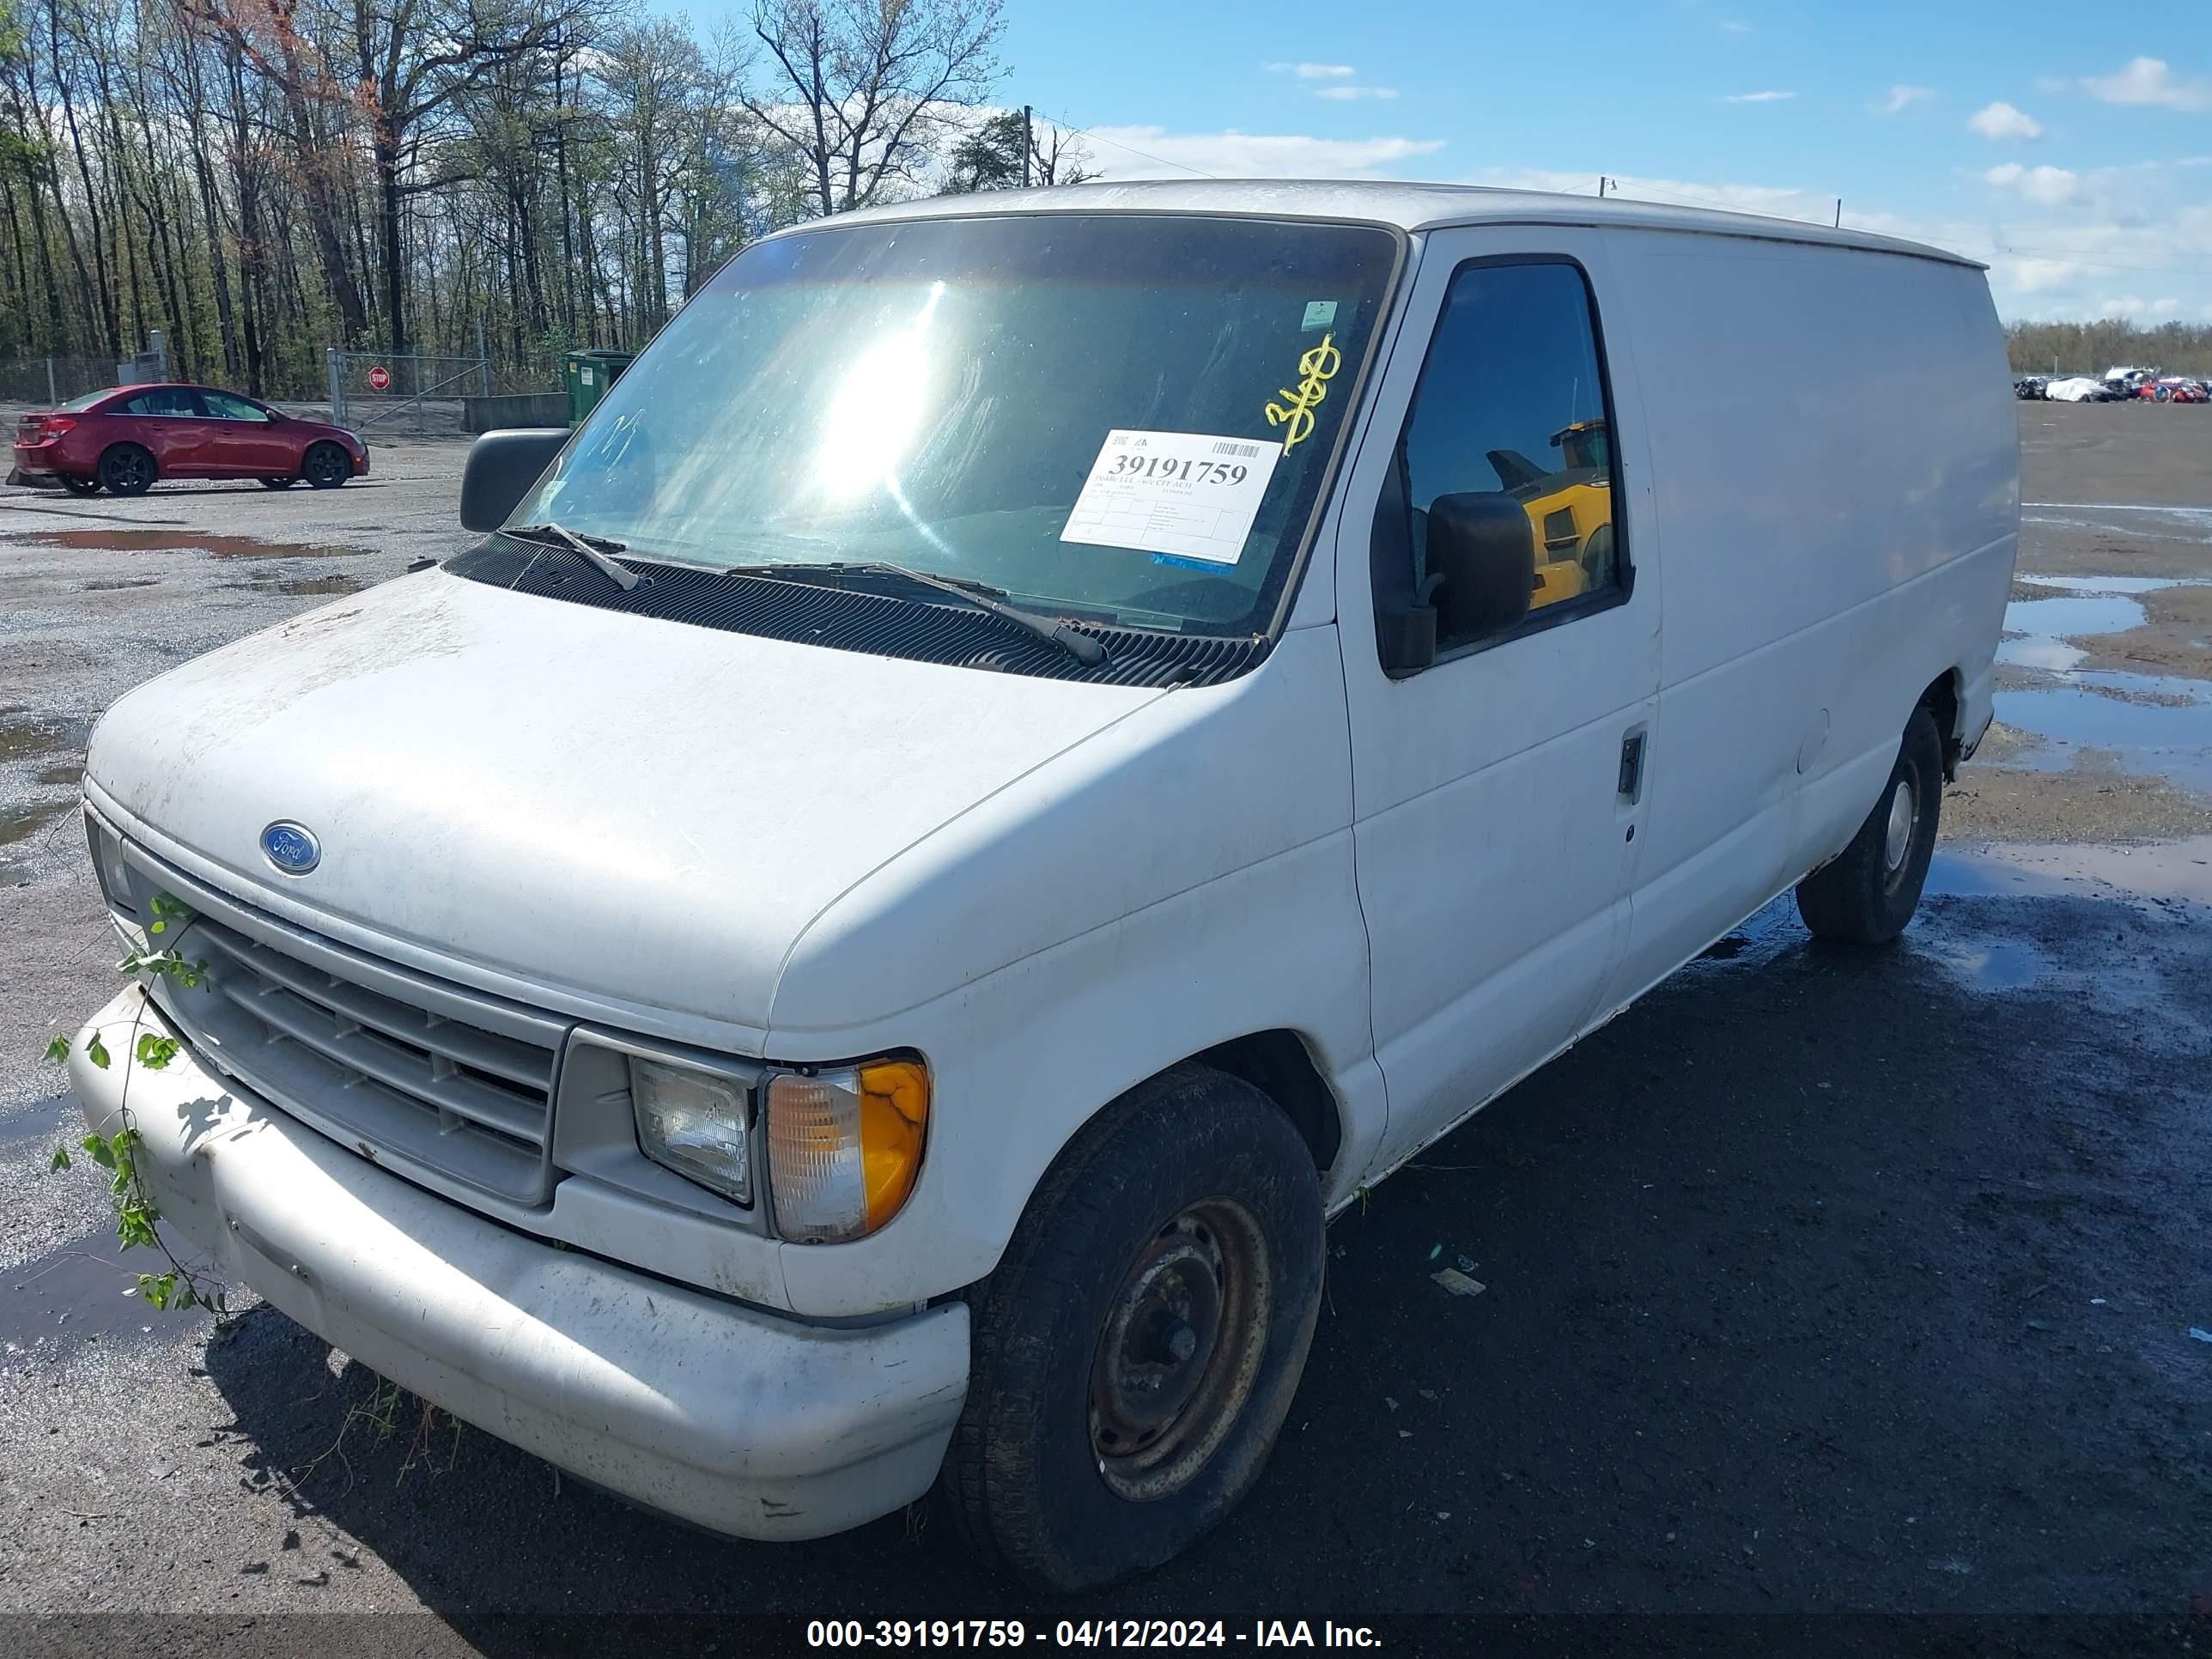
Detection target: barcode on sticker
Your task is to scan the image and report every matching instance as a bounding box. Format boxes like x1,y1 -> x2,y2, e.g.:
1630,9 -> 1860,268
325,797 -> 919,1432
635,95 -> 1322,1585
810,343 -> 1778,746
1211,441 -> 1262,458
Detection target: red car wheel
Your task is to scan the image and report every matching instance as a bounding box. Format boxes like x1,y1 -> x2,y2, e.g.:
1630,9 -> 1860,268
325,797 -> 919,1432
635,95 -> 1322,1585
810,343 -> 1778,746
96,443 -> 156,496
302,442 -> 351,489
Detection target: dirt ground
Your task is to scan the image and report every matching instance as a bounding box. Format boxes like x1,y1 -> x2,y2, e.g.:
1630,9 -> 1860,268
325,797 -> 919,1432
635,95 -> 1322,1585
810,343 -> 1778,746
0,402 -> 2207,1650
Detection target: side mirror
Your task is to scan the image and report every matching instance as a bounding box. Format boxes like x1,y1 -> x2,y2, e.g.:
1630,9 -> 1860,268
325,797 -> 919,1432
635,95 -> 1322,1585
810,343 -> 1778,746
1425,492 -> 1534,647
459,428 -> 570,532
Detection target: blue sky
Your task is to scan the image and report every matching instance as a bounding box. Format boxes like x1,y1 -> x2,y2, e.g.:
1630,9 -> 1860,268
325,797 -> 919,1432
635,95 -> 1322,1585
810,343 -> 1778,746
687,0 -> 2212,322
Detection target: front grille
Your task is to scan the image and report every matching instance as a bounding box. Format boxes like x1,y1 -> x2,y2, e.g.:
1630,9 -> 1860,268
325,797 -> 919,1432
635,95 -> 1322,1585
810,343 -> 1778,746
154,915 -> 566,1205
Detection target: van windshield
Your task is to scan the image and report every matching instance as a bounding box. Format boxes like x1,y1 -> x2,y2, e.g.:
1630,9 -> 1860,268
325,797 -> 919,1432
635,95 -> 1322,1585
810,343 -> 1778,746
509,213 -> 1400,635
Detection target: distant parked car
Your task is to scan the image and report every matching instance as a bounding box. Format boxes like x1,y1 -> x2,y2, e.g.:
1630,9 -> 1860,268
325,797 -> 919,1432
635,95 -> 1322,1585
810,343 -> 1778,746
2014,374 -> 2049,400
2045,375 -> 2108,403
2144,378 -> 2208,404
8,384 -> 368,496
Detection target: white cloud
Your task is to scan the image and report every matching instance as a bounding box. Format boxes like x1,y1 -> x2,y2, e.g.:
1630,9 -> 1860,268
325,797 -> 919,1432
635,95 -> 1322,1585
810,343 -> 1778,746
2082,58 -> 2212,112
1875,85 -> 1934,114
1462,164 -> 2212,324
1468,166 -> 1843,222
1969,100 -> 2044,141
1984,162 -> 2081,207
1314,85 -> 1398,101
2005,258 -> 2087,295
1720,19 -> 1751,33
2095,295 -> 2182,321
1723,89 -> 1794,103
1264,62 -> 1355,80
1084,126 -> 1446,180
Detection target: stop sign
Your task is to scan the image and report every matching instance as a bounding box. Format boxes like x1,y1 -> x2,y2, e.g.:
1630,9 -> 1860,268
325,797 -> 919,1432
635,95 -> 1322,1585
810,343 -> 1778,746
368,364 -> 391,391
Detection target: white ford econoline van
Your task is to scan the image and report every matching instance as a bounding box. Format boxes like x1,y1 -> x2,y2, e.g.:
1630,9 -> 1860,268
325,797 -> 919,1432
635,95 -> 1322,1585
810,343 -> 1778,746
66,181 -> 2016,1590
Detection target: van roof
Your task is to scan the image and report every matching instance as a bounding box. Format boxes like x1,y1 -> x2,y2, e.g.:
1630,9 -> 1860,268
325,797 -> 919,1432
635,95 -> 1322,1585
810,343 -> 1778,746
823,178 -> 1985,270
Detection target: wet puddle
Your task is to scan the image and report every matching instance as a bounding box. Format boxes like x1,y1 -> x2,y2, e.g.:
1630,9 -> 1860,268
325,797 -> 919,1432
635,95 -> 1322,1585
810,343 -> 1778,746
0,713 -> 84,764
1917,937 -> 2052,994
1994,574 -> 2212,791
2018,574 -> 2211,596
1928,838 -> 2212,905
2000,593 -> 2145,655
0,799 -> 72,846
2,1232 -> 216,1352
1992,686 -> 2212,793
2021,504 -> 2212,543
3,528 -> 367,559
222,572 -> 363,598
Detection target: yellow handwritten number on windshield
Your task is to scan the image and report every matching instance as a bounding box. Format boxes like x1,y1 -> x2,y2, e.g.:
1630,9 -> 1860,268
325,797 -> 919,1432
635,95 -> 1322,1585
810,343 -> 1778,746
1265,333 -> 1342,452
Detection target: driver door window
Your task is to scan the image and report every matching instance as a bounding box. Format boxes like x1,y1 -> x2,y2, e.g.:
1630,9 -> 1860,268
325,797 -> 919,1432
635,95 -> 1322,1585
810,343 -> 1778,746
1376,259 -> 1626,663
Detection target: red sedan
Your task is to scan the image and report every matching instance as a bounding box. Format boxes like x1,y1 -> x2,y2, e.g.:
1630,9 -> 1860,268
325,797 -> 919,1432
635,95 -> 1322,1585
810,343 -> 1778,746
9,383 -> 369,496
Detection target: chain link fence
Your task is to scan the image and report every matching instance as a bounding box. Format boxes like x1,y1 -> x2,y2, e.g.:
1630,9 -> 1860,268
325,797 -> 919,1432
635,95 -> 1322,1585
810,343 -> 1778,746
321,349 -> 564,434
0,355 -> 131,406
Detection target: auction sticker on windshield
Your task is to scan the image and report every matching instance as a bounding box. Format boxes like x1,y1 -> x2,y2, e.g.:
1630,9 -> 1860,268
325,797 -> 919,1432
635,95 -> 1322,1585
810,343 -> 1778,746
1060,430 -> 1283,567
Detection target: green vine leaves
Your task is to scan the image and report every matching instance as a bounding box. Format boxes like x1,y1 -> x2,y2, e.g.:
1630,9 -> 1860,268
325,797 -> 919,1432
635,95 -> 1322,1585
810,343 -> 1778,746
41,891 -> 228,1320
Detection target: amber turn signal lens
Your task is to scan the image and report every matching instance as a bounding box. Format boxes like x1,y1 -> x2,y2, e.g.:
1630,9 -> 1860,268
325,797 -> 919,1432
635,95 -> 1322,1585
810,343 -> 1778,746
765,1058 -> 931,1243
856,1059 -> 929,1231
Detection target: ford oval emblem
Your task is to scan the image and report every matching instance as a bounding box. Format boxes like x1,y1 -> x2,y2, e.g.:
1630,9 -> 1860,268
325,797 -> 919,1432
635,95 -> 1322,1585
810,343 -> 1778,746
260,821 -> 320,875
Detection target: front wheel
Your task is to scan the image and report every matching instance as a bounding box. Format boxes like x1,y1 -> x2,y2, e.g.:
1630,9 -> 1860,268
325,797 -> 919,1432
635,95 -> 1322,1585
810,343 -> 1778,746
1795,704 -> 1944,945
301,442 -> 350,489
942,1066 -> 1323,1591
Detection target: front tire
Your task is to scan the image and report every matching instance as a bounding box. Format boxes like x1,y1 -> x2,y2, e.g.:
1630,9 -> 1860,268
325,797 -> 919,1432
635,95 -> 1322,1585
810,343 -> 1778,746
1795,704 -> 1943,945
96,443 -> 155,496
942,1066 -> 1323,1591
301,442 -> 350,489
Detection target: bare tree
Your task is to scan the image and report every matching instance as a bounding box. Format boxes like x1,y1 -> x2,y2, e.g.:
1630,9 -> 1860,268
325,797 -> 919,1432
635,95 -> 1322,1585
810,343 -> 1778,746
742,0 -> 1002,219
0,0 -> 1018,392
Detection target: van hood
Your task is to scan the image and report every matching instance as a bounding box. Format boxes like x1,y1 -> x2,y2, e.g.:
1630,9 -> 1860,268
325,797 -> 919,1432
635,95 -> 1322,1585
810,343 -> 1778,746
86,571 -> 1162,1042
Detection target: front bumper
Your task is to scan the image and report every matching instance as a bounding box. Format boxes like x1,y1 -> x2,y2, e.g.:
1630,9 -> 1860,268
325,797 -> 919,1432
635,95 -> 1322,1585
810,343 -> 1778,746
69,985 -> 969,1540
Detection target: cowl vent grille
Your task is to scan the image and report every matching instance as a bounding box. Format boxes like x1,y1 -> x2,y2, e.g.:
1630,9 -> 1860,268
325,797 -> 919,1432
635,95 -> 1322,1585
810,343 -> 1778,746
446,540 -> 1270,689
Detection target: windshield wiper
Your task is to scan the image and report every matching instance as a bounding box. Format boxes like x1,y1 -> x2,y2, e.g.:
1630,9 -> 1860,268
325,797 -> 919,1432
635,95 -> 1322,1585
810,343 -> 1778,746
724,559 -> 1109,667
505,522 -> 639,592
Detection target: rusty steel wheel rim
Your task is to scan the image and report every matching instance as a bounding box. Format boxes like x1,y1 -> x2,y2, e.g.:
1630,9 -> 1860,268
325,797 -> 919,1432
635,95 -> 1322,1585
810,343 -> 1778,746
1088,1196 -> 1272,1503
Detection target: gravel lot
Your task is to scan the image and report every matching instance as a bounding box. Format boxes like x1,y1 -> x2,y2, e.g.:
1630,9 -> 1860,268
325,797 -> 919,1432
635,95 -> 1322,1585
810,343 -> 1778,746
1,404 -> 2208,1650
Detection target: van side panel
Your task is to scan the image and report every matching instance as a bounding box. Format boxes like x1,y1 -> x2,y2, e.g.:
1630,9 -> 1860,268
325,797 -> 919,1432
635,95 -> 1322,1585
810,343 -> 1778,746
1601,234 -> 2016,1004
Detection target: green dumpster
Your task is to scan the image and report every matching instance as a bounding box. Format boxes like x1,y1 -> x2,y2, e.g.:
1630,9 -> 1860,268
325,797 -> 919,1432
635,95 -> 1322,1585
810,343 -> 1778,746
562,349 -> 635,424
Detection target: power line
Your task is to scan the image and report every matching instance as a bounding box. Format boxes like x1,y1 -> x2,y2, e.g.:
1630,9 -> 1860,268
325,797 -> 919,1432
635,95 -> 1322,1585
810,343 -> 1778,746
1042,110 -> 1216,179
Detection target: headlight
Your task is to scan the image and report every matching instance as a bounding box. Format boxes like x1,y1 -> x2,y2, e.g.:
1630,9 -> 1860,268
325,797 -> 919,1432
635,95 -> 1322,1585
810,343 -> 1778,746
765,1059 -> 930,1243
632,1056 -> 751,1206
88,818 -> 137,916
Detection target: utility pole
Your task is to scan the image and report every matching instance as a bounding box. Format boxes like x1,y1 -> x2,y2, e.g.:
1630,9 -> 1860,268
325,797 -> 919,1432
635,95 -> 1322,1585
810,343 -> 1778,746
1022,106 -> 1034,187
1598,176 -> 1608,198
1834,198 -> 1842,228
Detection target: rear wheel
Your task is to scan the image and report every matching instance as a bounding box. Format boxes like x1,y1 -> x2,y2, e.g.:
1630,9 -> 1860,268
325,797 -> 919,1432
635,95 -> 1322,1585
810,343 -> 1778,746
258,476 -> 295,489
942,1066 -> 1323,1591
301,442 -> 350,489
96,443 -> 155,496
1795,704 -> 1943,945
59,474 -> 100,496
